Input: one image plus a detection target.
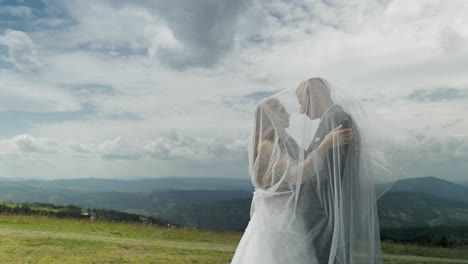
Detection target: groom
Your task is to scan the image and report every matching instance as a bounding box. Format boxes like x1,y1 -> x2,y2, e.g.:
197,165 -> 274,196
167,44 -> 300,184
296,77 -> 354,264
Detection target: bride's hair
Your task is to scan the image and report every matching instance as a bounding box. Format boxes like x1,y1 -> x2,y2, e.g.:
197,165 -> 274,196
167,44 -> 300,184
252,97 -> 283,164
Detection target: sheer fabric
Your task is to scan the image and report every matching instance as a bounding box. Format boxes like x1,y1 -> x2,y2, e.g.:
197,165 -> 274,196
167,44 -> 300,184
232,77 -> 404,264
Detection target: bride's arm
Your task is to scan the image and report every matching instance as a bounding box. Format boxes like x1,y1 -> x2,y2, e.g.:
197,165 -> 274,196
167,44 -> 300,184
256,127 -> 352,188
283,139 -> 330,184
256,139 -> 329,187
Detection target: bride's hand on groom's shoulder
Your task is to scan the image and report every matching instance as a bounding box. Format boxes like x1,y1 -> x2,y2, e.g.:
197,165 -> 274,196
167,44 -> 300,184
324,127 -> 353,149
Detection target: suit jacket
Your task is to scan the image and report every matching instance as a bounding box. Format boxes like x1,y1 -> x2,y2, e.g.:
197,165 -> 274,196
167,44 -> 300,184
303,105 -> 354,264
307,105 -> 352,182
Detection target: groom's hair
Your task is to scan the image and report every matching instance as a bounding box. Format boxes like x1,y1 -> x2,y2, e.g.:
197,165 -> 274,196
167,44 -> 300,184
298,77 -> 331,97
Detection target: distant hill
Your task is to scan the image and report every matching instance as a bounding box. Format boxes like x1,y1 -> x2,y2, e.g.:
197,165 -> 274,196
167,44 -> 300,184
386,176 -> 468,203
454,181 -> 468,187
377,191 -> 468,228
0,201 -> 171,226
162,190 -> 468,231
164,197 -> 252,231
161,177 -> 468,231
1,176 -> 468,232
0,185 -> 252,217
11,176 -> 464,195
1,177 -> 253,192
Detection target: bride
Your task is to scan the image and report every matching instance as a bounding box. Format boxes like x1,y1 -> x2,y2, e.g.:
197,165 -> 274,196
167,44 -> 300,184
232,78 -> 392,264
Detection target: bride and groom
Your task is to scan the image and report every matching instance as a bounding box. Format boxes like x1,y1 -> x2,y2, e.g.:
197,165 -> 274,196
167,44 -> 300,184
231,77 -> 384,264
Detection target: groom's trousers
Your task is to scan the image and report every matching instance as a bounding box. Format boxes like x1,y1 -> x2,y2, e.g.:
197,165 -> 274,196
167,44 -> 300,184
299,179 -> 332,264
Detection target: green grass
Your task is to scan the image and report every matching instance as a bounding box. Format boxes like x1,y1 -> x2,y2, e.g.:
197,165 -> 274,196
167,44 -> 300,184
0,235 -> 233,264
0,214 -> 238,263
0,215 -> 236,243
381,241 -> 468,261
0,213 -> 467,263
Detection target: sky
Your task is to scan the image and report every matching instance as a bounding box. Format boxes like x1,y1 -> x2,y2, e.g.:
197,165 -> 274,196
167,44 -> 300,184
0,0 -> 467,181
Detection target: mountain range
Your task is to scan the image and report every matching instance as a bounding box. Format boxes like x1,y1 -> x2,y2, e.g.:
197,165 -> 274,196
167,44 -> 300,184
0,176 -> 467,231
386,176 -> 468,203
0,177 -> 253,192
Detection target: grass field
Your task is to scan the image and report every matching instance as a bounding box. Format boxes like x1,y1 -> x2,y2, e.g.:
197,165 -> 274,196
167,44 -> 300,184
0,214 -> 467,263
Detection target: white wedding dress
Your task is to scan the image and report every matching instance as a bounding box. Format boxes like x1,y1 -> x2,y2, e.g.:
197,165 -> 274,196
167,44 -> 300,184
232,189 -> 319,264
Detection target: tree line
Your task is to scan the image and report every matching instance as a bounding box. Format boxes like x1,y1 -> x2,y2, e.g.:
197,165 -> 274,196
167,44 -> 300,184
381,226 -> 468,248
0,202 -> 171,226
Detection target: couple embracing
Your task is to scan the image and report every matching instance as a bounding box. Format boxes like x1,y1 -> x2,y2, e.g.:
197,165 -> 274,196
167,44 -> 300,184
232,77 -> 385,264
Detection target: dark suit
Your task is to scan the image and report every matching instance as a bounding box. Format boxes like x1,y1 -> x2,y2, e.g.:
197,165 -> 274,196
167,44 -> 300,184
302,105 -> 354,264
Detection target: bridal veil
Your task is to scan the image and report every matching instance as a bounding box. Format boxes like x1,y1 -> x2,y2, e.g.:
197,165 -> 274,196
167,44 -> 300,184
232,77 -> 412,264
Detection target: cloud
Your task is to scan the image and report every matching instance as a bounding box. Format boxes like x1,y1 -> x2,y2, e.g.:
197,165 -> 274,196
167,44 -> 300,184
145,130 -> 247,162
412,133 -> 468,162
98,137 -> 145,160
68,137 -> 146,160
0,30 -> 41,71
40,0 -> 251,69
115,0 -> 252,69
12,134 -> 57,153
0,102 -> 96,128
0,5 -> 33,18
0,1 -> 467,181
143,24 -> 183,59
242,91 -> 278,101
439,26 -> 467,53
0,71 -> 82,115
369,129 -> 468,182
406,87 -> 468,102
69,142 -> 93,154
442,118 -> 464,129
445,136 -> 468,160
64,131 -> 248,162
65,83 -> 119,97
221,90 -> 278,113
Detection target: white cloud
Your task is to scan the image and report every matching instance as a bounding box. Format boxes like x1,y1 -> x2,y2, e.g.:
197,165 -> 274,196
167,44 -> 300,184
439,26 -> 467,53
405,132 -> 468,164
98,137 -> 145,160
67,132 -> 247,162
444,136 -> 468,161
0,71 -> 80,112
13,134 -> 57,153
0,5 -> 33,18
69,142 -> 93,154
144,130 -> 247,162
144,24 -> 182,58
0,30 -> 41,72
37,0 -> 251,69
0,0 -> 467,181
